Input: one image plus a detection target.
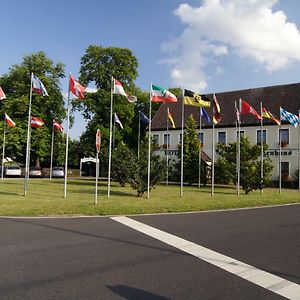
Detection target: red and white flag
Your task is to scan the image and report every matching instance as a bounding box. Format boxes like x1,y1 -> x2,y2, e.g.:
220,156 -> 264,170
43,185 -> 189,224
240,98 -> 262,120
31,116 -> 44,128
113,78 -> 137,102
69,74 -> 85,99
0,86 -> 6,100
53,119 -> 64,132
4,113 -> 15,127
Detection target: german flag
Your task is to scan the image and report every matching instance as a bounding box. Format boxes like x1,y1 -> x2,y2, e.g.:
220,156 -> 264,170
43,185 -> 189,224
262,107 -> 280,125
184,89 -> 210,107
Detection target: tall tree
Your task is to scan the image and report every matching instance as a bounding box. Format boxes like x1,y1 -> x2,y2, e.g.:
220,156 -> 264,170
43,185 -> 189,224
73,45 -> 139,165
0,51 -> 66,167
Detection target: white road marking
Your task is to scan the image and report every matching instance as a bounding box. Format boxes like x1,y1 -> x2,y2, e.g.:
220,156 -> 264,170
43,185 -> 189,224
111,216 -> 300,300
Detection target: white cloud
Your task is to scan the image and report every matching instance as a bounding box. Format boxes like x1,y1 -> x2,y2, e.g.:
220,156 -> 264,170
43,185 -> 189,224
162,0 -> 300,91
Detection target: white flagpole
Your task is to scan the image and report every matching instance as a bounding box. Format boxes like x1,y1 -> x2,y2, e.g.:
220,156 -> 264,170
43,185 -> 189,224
138,110 -> 141,160
24,72 -> 33,196
198,107 -> 202,188
180,89 -> 184,197
95,152 -> 99,205
279,106 -> 282,194
236,100 -> 241,196
166,107 -> 169,186
260,102 -> 264,194
50,121 -> 54,181
212,117 -> 215,196
147,83 -> 152,199
64,75 -> 71,198
107,76 -> 114,198
1,122 -> 6,181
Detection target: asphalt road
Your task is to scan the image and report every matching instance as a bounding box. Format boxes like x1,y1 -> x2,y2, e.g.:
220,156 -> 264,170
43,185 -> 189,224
0,204 -> 299,299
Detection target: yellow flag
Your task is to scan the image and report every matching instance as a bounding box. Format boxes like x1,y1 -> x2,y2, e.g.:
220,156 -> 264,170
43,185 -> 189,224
184,89 -> 211,107
168,111 -> 176,128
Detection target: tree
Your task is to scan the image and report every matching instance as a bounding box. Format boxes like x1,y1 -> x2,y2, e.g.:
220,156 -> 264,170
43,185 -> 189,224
177,115 -> 202,185
72,45 -> 139,157
0,51 -> 65,167
216,137 -> 273,194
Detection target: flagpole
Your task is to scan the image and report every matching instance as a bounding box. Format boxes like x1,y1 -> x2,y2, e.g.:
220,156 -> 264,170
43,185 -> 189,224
180,89 -> 184,198
212,117 -> 215,196
138,110 -> 141,160
1,122 -> 6,181
112,114 -> 116,150
236,100 -> 241,196
95,151 -> 99,205
260,102 -> 263,194
198,108 -> 202,188
107,76 -> 114,198
147,83 -> 152,199
165,107 -> 169,185
64,76 -> 71,198
279,106 -> 282,194
24,72 -> 33,196
50,121 -> 54,181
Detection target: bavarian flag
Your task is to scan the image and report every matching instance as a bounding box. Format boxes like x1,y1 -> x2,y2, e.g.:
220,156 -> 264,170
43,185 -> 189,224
184,89 -> 210,107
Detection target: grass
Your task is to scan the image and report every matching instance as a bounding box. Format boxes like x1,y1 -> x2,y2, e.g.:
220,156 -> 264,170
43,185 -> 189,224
0,178 -> 299,216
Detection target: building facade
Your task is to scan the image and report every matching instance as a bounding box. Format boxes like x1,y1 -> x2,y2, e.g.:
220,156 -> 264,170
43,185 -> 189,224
150,83 -> 300,182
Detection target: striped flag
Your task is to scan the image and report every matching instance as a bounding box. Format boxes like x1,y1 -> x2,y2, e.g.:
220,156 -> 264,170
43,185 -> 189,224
262,107 -> 280,125
0,86 -> 6,100
212,94 -> 221,124
53,119 -> 64,132
113,78 -> 137,102
31,116 -> 44,128
151,84 -> 177,103
32,74 -> 48,96
4,113 -> 15,127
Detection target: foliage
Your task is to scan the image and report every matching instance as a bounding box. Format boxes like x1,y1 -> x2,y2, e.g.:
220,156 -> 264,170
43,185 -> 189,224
0,51 -> 66,167
177,115 -> 202,185
216,137 -> 273,194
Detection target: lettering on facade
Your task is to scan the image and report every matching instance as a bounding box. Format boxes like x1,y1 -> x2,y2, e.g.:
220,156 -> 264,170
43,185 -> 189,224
264,149 -> 298,157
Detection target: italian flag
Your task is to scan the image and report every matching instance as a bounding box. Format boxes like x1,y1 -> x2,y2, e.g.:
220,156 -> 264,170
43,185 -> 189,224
151,84 -> 177,103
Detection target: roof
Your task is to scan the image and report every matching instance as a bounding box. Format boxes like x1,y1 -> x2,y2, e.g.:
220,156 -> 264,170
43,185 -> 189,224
151,82 -> 300,130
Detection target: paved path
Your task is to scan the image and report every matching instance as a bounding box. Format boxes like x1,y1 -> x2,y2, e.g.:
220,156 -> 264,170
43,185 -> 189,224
0,204 -> 299,299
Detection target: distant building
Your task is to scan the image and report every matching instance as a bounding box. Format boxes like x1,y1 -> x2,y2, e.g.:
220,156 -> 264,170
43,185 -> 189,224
150,83 -> 300,182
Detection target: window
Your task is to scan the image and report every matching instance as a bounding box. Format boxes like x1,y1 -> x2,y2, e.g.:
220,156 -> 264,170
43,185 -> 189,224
279,129 -> 289,146
281,162 -> 289,179
179,133 -> 182,144
198,132 -> 204,145
152,134 -> 159,145
163,134 -> 170,147
218,132 -> 226,144
257,130 -> 266,145
237,130 -> 245,140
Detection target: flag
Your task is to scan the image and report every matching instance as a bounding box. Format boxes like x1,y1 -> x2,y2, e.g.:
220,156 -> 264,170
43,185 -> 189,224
280,107 -> 299,127
69,74 -> 85,99
31,116 -> 44,128
168,111 -> 176,128
235,101 -> 241,124
184,89 -> 210,107
200,107 -> 211,123
113,78 -> 137,102
139,111 -> 149,125
151,84 -> 177,103
212,94 -> 221,124
4,113 -> 15,127
114,113 -> 123,129
240,98 -> 262,120
262,107 -> 280,125
32,74 -> 48,96
53,119 -> 64,132
0,86 -> 6,100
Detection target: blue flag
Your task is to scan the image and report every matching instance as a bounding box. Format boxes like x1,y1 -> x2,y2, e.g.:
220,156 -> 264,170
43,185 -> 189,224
200,107 -> 211,123
280,107 -> 299,127
139,111 -> 150,125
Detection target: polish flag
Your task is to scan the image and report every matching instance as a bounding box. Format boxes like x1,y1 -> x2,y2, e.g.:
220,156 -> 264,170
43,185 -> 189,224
0,86 -> 6,100
113,78 -> 137,102
31,116 -> 44,128
4,113 -> 15,127
69,74 -> 85,99
53,119 -> 64,132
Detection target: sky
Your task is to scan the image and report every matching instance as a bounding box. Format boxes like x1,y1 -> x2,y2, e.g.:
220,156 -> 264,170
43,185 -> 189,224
1,0 -> 300,139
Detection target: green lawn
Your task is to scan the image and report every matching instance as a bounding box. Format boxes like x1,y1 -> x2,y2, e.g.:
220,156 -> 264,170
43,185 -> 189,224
0,178 -> 299,216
